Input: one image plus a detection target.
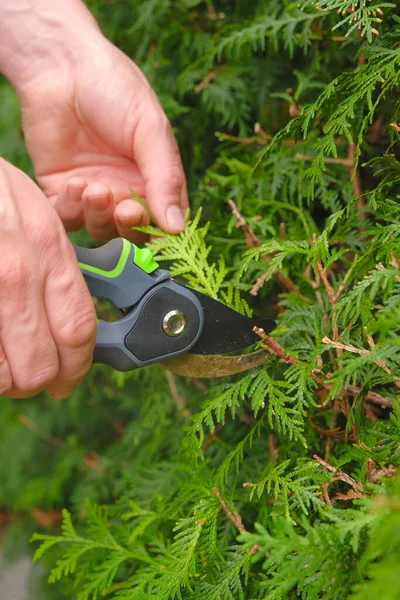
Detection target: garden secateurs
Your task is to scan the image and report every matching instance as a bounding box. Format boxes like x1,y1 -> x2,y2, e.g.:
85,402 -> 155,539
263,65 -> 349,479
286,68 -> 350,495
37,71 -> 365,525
74,238 -> 276,377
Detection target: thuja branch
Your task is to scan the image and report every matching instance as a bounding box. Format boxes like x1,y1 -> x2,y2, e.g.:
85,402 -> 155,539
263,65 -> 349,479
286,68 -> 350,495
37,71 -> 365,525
253,327 -> 393,409
297,142 -> 365,208
322,336 -> 400,388
228,199 -> 310,302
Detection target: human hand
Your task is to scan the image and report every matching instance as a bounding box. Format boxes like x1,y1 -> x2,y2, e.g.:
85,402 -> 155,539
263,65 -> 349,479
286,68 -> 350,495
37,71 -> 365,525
0,159 -> 97,398
17,35 -> 188,243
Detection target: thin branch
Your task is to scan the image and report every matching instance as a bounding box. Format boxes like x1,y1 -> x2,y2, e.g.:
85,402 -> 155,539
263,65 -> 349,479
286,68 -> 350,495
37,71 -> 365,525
18,413 -> 64,448
216,132 -> 270,146
346,385 -> 393,408
250,271 -> 269,296
295,153 -> 352,168
228,199 -> 259,248
253,327 -> 301,364
212,487 -> 246,533
297,142 -> 365,210
389,252 -> 400,282
316,263 -> 338,306
336,254 -> 364,301
321,482 -> 332,507
195,70 -> 219,93
313,454 -> 364,493
254,122 -> 269,138
205,0 -> 217,20
376,261 -> 400,284
366,458 -> 396,483
165,371 -> 189,416
268,433 -> 278,467
202,425 -> 222,453
212,487 -> 263,555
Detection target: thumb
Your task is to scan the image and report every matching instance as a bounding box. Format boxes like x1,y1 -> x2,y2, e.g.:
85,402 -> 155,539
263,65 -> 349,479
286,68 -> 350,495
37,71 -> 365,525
133,108 -> 188,233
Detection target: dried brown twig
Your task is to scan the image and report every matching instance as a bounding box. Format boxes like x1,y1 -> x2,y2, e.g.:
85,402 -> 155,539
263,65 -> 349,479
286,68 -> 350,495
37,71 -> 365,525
212,487 -> 262,554
314,454 -> 365,502
366,458 -> 396,483
212,487 -> 246,533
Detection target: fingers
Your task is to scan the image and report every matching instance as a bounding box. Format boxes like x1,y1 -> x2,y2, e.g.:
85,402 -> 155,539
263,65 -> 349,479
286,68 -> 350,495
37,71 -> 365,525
82,183 -> 150,242
0,160 -> 97,400
56,181 -> 149,243
82,183 -> 117,241
53,177 -> 86,231
44,248 -> 97,399
133,107 -> 187,233
0,274 -> 59,399
114,199 -> 150,243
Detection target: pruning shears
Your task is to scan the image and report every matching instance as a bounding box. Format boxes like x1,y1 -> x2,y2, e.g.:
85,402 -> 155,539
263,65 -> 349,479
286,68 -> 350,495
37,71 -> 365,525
74,238 -> 276,378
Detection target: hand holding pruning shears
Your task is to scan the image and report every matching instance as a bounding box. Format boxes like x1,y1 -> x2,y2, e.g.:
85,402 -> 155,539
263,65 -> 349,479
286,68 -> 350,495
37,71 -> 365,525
0,0 -> 275,399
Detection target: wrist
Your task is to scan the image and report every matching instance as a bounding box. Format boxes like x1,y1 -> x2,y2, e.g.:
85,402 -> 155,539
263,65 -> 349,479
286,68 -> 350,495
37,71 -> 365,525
0,0 -> 101,93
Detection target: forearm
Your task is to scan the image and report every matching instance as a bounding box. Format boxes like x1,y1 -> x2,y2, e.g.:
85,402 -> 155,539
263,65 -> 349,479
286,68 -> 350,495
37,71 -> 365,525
0,0 -> 101,92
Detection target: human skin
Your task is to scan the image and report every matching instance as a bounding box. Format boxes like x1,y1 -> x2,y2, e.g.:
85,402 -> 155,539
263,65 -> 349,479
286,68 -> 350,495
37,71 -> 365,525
0,0 -> 188,241
0,0 -> 187,397
0,158 -> 97,399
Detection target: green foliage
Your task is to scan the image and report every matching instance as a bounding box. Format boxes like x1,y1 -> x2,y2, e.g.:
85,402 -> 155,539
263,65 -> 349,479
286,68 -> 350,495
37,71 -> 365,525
300,0 -> 395,41
244,459 -> 325,522
1,0 -> 400,598
140,209 -> 251,314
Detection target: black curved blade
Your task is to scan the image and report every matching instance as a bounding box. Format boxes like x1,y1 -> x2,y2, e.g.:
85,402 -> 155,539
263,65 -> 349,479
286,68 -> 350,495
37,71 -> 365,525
188,289 -> 276,355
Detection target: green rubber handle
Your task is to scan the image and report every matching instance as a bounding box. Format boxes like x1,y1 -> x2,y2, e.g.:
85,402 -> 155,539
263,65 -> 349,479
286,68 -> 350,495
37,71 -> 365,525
74,238 -> 159,278
73,238 -> 165,309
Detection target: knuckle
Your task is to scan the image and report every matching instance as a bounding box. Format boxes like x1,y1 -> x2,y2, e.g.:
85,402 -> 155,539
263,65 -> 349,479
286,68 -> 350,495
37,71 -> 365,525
161,166 -> 185,192
16,361 -> 58,393
147,163 -> 184,193
57,306 -> 97,350
33,217 -> 63,254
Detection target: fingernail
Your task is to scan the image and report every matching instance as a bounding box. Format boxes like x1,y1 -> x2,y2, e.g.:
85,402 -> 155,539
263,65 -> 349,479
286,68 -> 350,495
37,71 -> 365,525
166,205 -> 185,232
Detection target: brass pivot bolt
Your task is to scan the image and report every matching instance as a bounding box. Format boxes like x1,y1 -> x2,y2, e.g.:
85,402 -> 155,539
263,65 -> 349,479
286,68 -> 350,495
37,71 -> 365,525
162,310 -> 187,336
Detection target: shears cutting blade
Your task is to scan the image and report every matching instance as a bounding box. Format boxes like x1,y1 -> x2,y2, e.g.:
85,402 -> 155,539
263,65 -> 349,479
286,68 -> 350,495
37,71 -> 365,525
74,238 -> 276,378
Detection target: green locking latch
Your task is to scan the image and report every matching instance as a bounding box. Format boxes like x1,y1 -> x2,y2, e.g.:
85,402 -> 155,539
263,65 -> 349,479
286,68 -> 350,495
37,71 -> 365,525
132,245 -> 159,274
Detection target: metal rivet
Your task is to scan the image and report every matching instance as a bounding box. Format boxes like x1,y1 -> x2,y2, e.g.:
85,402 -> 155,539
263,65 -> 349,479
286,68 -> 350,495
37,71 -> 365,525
162,310 -> 187,336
